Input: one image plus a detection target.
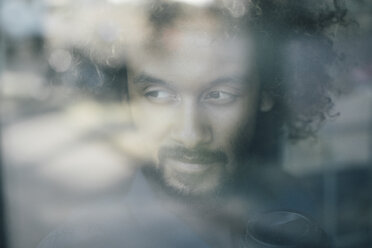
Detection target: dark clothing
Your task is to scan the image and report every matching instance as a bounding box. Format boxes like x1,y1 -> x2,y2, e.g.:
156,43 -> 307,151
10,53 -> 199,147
37,169 -> 325,248
37,172 -> 209,248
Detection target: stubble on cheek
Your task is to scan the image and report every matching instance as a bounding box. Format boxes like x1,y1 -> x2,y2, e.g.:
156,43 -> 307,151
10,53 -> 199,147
229,116 -> 257,167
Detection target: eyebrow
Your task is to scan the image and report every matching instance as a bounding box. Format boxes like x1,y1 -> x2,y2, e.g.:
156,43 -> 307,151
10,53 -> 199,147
133,74 -> 168,86
208,76 -> 246,86
133,73 -> 247,89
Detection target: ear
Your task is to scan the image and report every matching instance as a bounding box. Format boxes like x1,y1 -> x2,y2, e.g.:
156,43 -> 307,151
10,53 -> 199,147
260,91 -> 274,112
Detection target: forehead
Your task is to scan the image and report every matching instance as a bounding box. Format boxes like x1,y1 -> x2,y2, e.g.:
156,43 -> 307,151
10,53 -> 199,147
125,6 -> 256,84
130,30 -> 255,86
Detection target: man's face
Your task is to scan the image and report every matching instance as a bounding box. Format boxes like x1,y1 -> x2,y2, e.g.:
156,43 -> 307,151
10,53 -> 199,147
128,28 -> 266,195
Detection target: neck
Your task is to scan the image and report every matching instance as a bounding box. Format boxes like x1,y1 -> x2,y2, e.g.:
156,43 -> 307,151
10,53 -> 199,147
141,166 -> 250,246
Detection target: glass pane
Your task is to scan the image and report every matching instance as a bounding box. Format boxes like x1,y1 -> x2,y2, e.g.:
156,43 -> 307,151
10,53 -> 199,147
0,1 -> 371,248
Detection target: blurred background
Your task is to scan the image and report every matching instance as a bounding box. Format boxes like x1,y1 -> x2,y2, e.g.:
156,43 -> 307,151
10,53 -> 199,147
0,0 -> 371,248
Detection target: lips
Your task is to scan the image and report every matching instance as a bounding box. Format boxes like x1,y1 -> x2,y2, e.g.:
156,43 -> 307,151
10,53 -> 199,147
159,147 -> 227,176
158,146 -> 228,173
166,158 -> 215,174
174,152 -> 220,164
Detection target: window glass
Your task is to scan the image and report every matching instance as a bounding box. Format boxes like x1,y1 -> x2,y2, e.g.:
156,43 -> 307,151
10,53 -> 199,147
0,1 -> 371,248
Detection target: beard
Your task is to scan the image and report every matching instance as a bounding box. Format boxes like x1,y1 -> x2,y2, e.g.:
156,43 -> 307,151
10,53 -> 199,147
141,116 -> 261,204
140,130 -> 267,225
141,164 -> 234,217
144,121 -> 258,194
158,145 -> 230,194
141,147 -> 235,209
141,142 -> 252,206
145,145 -> 230,197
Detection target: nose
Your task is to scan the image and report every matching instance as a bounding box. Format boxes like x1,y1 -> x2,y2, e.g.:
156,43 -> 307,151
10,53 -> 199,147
171,99 -> 212,148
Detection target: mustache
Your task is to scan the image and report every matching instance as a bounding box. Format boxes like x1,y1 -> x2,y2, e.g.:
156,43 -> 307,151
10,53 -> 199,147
158,146 -> 228,165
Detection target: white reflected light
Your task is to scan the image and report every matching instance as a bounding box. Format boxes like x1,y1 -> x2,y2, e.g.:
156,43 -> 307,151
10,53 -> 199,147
173,0 -> 213,6
0,1 -> 43,38
107,0 -> 145,4
49,49 -> 72,73
107,0 -> 212,5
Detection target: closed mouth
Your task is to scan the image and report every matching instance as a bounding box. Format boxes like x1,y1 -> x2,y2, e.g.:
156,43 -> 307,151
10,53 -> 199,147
174,153 -> 219,164
165,158 -> 216,174
159,146 -> 228,165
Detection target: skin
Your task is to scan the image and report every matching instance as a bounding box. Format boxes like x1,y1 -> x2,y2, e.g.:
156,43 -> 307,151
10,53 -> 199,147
127,25 -> 272,196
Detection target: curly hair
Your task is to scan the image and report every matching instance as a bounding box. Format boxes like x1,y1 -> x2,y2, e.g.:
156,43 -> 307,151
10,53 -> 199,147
136,0 -> 348,160
64,0 -> 347,160
228,0 -> 348,160
248,0 -> 347,140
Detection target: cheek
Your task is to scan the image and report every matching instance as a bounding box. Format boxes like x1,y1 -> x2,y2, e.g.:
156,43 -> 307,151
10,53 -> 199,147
130,100 -> 175,157
129,86 -> 172,138
133,103 -> 171,135
208,100 -> 258,151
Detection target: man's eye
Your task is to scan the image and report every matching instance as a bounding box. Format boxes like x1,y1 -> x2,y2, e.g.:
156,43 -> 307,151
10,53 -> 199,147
144,90 -> 177,103
203,91 -> 237,104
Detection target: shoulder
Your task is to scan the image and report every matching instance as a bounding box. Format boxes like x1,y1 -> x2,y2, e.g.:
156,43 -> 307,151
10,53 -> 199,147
236,166 -> 319,217
37,206 -> 138,248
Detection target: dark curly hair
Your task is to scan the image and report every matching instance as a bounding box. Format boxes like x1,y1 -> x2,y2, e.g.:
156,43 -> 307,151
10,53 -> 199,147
248,0 -> 346,138
135,0 -> 348,161
234,0 -> 348,160
64,0 -> 348,161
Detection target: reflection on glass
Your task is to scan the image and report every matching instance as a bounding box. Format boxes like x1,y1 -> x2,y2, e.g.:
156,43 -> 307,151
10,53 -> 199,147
0,1 -> 371,248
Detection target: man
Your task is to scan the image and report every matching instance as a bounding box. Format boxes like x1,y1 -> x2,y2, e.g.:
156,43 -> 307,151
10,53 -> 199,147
38,0 -> 344,247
